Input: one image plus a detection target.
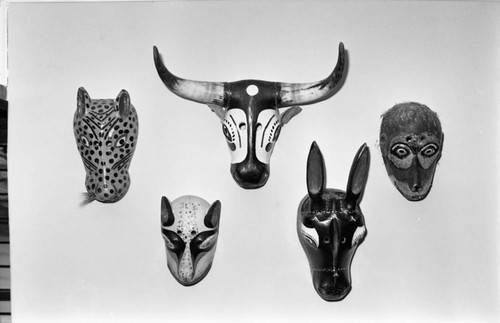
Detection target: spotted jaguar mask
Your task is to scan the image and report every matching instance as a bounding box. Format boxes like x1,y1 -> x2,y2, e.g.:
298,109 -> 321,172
298,142 -> 370,301
161,195 -> 221,286
73,87 -> 139,204
379,102 -> 443,201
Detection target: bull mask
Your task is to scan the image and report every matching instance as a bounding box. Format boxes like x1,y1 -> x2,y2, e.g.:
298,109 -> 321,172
379,102 -> 444,201
73,87 -> 139,204
298,142 -> 370,301
153,43 -> 347,189
161,195 -> 221,286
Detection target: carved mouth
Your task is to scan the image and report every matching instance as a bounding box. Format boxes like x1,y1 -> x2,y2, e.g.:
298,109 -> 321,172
317,284 -> 351,302
392,180 -> 430,202
232,170 -> 269,189
403,193 -> 427,201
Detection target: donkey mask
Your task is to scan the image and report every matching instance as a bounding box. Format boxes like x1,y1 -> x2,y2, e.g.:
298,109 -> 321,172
298,142 -> 370,301
153,43 -> 347,189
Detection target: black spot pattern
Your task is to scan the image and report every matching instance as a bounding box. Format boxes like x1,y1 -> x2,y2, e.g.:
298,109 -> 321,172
74,91 -> 139,203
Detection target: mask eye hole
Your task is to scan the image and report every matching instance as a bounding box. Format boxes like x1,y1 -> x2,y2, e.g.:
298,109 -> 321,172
222,124 -> 233,142
391,144 -> 411,158
272,124 -> 281,142
301,225 -> 319,248
164,236 -> 174,249
238,122 -> 247,131
80,135 -> 90,147
199,234 -> 216,250
421,144 -> 438,157
352,225 -> 367,247
115,135 -> 127,148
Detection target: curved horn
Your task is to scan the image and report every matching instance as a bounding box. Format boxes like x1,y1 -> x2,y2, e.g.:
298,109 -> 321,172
278,42 -> 347,107
153,46 -> 227,106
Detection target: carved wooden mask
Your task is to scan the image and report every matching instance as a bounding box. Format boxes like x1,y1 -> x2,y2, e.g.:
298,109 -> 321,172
297,142 -> 370,301
153,44 -> 347,189
73,87 -> 139,204
161,195 -> 221,286
379,102 -> 444,201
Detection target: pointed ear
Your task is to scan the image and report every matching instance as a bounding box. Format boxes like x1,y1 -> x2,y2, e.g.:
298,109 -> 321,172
280,106 -> 302,126
116,89 -> 131,119
207,103 -> 226,120
76,87 -> 90,117
346,143 -> 370,210
307,141 -> 326,200
204,200 -> 221,229
161,196 -> 175,227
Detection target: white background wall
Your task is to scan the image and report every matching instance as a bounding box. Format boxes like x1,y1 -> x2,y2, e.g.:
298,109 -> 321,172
7,1 -> 500,322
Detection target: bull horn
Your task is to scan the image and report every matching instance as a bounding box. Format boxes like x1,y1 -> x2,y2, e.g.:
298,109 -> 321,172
278,42 -> 347,107
153,46 -> 227,106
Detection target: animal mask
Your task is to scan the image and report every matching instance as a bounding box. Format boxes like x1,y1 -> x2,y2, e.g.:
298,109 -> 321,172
73,87 -> 139,204
161,195 -> 221,286
379,102 -> 443,201
297,142 -> 370,301
153,43 -> 347,189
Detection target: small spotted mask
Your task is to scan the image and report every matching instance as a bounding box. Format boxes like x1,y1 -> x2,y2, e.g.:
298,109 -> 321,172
161,196 -> 221,286
73,87 -> 139,204
298,142 -> 370,301
379,102 -> 443,201
153,43 -> 347,189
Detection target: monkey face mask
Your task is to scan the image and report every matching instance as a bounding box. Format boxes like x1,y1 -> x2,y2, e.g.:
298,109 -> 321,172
379,102 -> 444,201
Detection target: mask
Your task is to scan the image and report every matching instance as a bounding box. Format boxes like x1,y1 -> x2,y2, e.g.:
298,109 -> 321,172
298,142 -> 370,301
161,195 -> 221,286
153,43 -> 347,189
73,87 -> 139,204
379,102 -> 443,201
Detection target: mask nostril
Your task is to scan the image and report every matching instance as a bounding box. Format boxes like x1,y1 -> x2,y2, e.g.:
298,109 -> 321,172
411,184 -> 422,192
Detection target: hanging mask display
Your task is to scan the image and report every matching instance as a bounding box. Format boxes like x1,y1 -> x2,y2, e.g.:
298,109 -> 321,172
153,43 -> 347,189
73,87 -> 139,204
379,102 -> 444,201
161,195 -> 221,286
297,142 -> 370,301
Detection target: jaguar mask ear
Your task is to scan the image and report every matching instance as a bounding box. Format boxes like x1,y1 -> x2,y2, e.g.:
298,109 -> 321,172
76,87 -> 90,118
116,89 -> 131,119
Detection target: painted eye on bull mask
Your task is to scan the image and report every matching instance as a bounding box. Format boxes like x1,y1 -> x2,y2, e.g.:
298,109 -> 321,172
160,195 -> 221,286
220,109 -> 248,164
379,102 -> 444,202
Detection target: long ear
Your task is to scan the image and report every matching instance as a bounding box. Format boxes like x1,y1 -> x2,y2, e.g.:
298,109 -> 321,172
307,141 -> 326,200
76,87 -> 90,117
346,143 -> 370,210
116,89 -> 131,119
161,196 -> 175,227
279,106 -> 302,126
204,200 -> 221,229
